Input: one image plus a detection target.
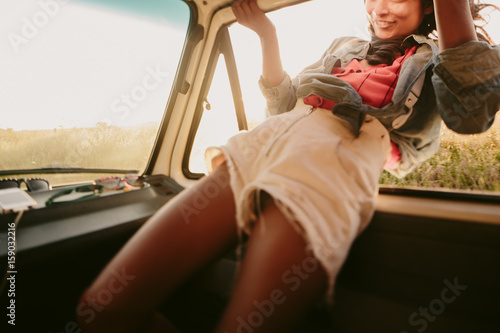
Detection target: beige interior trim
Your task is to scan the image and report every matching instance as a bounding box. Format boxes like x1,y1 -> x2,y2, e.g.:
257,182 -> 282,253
376,193 -> 500,225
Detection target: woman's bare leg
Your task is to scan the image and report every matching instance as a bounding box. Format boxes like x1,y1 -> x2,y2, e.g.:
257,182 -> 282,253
76,163 -> 238,333
215,202 -> 328,333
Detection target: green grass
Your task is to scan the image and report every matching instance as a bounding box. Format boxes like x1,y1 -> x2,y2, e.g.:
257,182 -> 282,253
1,119 -> 499,192
0,123 -> 158,186
379,119 -> 500,192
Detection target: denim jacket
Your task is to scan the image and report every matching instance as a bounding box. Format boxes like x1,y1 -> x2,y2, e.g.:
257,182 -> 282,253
259,35 -> 500,177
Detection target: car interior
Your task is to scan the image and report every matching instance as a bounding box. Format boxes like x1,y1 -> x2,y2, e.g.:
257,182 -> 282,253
1,0 -> 499,332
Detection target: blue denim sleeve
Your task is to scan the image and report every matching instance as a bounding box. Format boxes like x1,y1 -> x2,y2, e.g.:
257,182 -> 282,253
258,72 -> 297,115
387,128 -> 441,179
432,40 -> 500,134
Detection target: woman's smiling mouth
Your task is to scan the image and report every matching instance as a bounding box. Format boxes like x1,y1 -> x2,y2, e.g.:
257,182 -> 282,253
374,20 -> 396,28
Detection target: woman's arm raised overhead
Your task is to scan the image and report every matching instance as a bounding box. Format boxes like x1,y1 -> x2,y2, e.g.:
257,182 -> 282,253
433,0 -> 478,50
232,0 -> 285,87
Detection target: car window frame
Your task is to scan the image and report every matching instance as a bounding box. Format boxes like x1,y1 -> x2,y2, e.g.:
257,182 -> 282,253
182,25 -> 248,180
145,1 -> 200,175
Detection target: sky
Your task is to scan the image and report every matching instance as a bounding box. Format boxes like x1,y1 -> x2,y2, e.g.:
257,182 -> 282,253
1,0 -> 189,130
74,0 -> 189,26
1,0 -> 500,131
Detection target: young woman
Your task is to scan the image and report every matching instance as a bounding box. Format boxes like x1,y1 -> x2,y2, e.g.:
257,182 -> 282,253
77,0 -> 500,332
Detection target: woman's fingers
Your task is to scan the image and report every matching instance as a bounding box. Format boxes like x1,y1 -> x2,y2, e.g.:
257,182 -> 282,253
248,0 -> 261,13
232,0 -> 245,21
232,0 -> 273,36
233,0 -> 253,26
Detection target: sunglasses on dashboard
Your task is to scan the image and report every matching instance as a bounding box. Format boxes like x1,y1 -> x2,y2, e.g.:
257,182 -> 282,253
42,175 -> 148,206
0,178 -> 52,192
45,184 -> 104,206
93,175 -> 148,191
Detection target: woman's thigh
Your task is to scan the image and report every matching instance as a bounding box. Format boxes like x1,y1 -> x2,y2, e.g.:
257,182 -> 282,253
77,163 -> 239,329
215,202 -> 328,333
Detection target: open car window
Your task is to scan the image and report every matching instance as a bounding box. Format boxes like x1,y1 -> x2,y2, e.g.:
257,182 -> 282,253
1,0 -> 190,186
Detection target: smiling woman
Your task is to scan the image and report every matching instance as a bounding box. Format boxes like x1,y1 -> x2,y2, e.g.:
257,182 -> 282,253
76,0 -> 500,332
189,0 -> 499,192
366,0 -> 434,39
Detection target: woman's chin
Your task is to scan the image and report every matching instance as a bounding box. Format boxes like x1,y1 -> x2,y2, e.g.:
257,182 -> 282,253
375,31 -> 406,40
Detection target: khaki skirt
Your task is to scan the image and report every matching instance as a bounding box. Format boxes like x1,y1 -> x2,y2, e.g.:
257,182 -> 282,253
206,99 -> 391,299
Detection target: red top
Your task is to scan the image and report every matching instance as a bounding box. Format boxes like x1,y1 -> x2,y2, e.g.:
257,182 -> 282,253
303,46 -> 418,168
303,45 -> 417,109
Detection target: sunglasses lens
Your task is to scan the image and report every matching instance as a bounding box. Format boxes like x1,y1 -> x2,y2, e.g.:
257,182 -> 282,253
27,179 -> 50,191
124,175 -> 144,187
0,180 -> 19,189
95,177 -> 121,190
76,184 -> 103,193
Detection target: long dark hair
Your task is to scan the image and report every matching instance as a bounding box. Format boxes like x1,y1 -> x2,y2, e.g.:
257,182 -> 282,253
365,0 -> 499,66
